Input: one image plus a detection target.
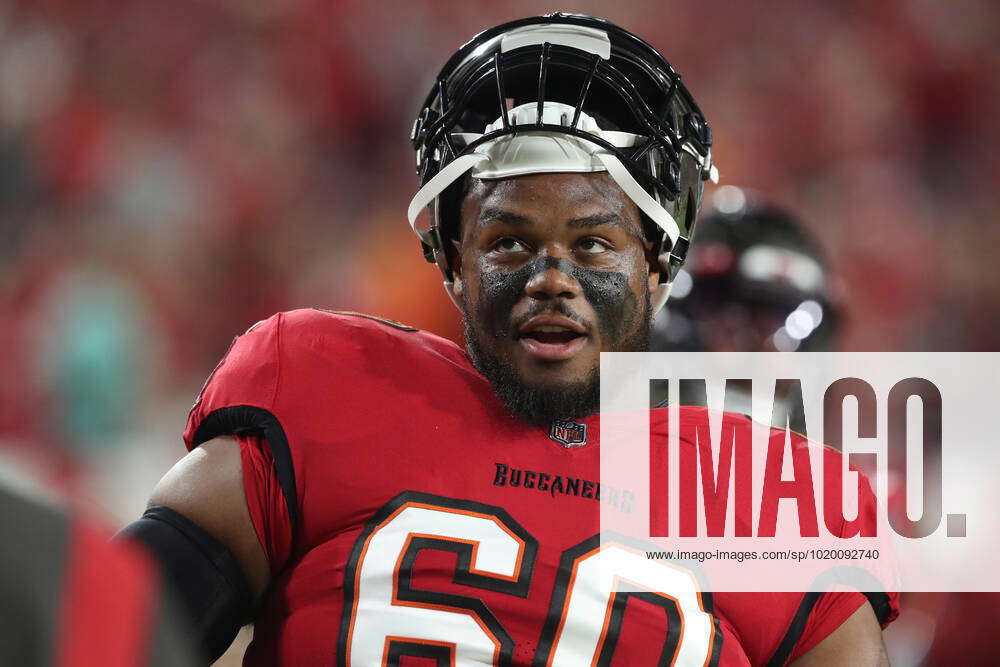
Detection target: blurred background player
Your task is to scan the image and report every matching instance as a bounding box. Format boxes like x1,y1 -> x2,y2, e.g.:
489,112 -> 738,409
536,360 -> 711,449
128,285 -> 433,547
652,185 -> 839,356
0,457 -> 194,667
649,186 -> 840,423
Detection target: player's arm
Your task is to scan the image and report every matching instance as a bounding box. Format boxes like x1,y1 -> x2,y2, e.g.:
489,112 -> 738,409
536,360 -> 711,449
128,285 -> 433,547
788,602 -> 889,667
119,436 -> 270,662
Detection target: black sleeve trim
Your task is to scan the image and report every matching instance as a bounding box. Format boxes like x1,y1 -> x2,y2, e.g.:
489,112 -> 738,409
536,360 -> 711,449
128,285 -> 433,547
765,592 -> 821,667
191,405 -> 299,532
766,589 -> 892,666
863,591 -> 893,626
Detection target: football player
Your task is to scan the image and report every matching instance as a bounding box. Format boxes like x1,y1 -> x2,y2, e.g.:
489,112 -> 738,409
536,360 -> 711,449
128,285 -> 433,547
652,187 -> 839,356
120,14 -> 896,665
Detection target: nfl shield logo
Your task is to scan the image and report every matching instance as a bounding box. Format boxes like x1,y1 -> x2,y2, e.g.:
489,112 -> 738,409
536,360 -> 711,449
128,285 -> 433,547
549,420 -> 587,448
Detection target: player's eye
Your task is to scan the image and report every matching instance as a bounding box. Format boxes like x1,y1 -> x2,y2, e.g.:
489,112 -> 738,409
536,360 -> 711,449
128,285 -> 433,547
577,237 -> 612,254
490,237 -> 529,254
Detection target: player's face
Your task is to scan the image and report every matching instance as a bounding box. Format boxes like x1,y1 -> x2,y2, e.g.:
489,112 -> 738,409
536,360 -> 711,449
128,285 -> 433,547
452,172 -> 659,423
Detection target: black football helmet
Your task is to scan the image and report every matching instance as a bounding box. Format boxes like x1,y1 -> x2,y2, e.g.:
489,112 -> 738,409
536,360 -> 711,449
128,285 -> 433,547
407,13 -> 716,313
652,187 -> 841,353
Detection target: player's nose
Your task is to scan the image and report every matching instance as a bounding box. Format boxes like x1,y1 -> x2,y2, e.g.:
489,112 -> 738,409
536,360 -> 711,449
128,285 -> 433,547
524,255 -> 582,301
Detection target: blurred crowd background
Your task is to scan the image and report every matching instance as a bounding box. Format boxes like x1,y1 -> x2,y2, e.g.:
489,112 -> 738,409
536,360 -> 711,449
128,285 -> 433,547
0,0 -> 996,664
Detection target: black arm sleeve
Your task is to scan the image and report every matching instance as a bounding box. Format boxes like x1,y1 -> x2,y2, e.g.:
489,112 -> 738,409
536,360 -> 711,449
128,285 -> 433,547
117,505 -> 255,664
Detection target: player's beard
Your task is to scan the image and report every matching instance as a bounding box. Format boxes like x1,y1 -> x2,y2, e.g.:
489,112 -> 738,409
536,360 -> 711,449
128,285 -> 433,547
463,290 -> 652,426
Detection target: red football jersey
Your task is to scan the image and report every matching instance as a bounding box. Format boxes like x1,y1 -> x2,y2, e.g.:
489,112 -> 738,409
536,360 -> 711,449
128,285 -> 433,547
184,309 -> 897,666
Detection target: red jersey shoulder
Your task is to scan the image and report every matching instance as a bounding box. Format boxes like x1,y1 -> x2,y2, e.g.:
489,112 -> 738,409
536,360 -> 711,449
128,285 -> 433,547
184,314 -> 282,447
288,308 -> 465,359
184,309 -> 474,448
194,308 -> 468,398
278,308 -> 474,379
309,309 -> 418,331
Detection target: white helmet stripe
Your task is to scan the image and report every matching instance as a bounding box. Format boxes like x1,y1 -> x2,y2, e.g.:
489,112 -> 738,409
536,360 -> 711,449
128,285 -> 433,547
499,24 -> 612,59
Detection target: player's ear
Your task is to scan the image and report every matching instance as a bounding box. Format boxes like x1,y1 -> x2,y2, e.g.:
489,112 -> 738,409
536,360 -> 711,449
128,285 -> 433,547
645,240 -> 662,294
647,271 -> 661,294
450,239 -> 464,298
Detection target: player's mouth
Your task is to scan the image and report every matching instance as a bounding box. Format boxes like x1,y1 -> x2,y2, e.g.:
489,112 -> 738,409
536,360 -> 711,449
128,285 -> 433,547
516,315 -> 589,361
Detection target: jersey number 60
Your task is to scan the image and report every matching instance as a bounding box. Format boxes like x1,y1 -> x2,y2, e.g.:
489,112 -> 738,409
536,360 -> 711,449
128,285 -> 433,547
337,492 -> 721,666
